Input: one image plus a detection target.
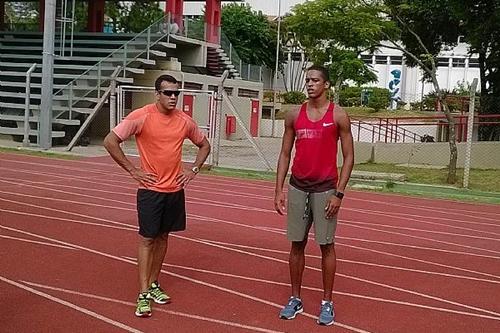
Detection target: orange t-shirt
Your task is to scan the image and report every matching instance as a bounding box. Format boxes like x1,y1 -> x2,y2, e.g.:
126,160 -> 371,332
113,103 -> 205,193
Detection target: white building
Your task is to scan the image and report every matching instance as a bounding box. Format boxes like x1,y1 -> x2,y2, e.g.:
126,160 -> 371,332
362,42 -> 480,106
183,0 -> 304,16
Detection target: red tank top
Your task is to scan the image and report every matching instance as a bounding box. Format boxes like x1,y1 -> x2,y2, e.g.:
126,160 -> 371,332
290,102 -> 339,192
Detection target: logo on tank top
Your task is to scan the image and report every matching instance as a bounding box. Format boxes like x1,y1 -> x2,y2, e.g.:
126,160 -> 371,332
322,122 -> 334,127
296,128 -> 323,139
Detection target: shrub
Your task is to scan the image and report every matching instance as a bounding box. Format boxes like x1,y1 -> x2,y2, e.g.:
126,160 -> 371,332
367,87 -> 391,111
280,91 -> 307,105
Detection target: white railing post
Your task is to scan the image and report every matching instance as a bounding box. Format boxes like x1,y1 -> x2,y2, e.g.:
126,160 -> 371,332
463,78 -> 479,189
23,63 -> 37,147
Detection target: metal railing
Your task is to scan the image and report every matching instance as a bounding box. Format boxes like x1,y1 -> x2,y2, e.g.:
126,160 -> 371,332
51,13 -> 172,119
23,63 -> 38,147
219,31 -> 262,82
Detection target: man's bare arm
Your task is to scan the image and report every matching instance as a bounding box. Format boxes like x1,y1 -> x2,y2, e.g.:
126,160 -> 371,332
274,109 -> 298,215
103,131 -> 157,186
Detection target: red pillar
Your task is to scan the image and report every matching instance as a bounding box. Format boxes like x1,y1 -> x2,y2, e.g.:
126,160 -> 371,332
39,0 -> 45,31
165,0 -> 184,32
0,0 -> 5,31
88,0 -> 105,32
205,0 -> 221,43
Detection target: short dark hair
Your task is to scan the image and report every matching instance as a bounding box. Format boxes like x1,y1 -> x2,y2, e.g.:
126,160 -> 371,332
307,65 -> 330,83
155,74 -> 178,91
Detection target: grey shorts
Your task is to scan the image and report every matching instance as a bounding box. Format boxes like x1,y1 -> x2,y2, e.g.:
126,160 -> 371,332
287,185 -> 338,245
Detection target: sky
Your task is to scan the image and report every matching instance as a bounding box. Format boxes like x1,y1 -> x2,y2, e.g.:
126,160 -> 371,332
183,0 -> 306,16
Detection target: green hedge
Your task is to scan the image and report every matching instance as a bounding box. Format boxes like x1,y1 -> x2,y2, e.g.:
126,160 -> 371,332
280,91 -> 307,105
339,86 -> 391,111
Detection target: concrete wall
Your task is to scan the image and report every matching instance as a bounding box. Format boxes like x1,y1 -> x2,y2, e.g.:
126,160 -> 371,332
131,69 -> 263,140
374,142 -> 500,169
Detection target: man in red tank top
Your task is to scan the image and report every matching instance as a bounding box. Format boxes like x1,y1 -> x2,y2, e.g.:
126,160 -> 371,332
274,65 -> 354,325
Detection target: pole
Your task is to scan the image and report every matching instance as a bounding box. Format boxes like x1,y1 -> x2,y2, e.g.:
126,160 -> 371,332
272,0 -> 281,137
463,78 -> 478,189
39,0 -> 56,149
23,64 -> 37,147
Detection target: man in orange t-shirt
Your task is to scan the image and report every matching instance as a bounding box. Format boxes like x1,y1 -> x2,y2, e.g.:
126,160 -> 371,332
104,74 -> 210,317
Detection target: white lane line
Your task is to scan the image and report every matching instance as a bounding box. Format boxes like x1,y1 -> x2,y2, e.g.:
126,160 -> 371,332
2,192 -> 498,282
351,197 -> 500,220
171,235 -> 500,318
348,207 -> 500,236
1,171 -> 498,232
342,222 -> 500,255
1,159 -> 498,219
189,214 -> 500,280
0,276 -> 144,333
0,204 -> 137,230
0,234 -> 76,250
199,240 -> 500,285
21,281 -> 286,333
0,225 -> 372,333
151,262 -> 500,322
338,236 -> 500,260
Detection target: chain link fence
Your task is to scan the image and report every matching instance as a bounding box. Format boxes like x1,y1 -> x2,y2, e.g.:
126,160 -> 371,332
106,79 -> 499,192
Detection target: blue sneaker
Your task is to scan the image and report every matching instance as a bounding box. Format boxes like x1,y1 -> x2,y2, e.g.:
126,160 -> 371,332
279,296 -> 303,320
317,301 -> 335,325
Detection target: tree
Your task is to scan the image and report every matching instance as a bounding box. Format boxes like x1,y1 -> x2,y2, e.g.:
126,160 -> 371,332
120,0 -> 164,33
447,0 -> 500,141
5,2 -> 38,31
379,0 -> 463,183
380,0 -> 500,182
284,0 -> 394,101
221,3 -> 284,69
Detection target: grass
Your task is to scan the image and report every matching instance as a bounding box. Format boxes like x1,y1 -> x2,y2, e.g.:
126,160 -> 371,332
1,147 -> 498,204
277,105 -> 439,120
206,164 -> 500,204
344,107 -> 438,119
354,162 -> 500,193
0,147 -> 79,160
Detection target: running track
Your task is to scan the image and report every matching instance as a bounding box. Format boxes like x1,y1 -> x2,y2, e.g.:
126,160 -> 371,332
1,152 -> 499,333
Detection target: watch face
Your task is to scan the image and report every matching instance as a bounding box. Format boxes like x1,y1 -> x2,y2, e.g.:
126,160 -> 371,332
192,167 -> 200,173
336,191 -> 344,199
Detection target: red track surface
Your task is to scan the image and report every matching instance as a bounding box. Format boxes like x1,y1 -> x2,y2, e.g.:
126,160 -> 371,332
1,152 -> 500,333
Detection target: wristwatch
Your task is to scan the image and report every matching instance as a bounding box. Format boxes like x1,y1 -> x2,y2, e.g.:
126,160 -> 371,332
334,190 -> 344,199
191,166 -> 200,174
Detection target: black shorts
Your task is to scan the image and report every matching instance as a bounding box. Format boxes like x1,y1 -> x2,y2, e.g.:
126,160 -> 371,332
137,189 -> 186,238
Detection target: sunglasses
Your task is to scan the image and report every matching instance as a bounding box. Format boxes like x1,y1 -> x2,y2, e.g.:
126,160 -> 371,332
158,90 -> 180,97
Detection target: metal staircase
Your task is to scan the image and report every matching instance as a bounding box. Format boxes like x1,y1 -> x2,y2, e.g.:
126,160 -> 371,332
0,15 -> 176,145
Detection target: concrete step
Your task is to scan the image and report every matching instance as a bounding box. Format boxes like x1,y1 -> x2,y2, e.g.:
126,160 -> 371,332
1,91 -> 100,103
0,102 -> 94,114
0,126 -> 65,138
0,114 -> 80,126
0,62 -> 145,74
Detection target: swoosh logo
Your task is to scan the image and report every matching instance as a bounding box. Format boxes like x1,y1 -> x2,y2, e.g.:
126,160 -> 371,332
322,122 -> 334,127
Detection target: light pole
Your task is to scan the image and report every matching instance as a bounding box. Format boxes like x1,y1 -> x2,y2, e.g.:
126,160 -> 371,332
272,0 -> 282,137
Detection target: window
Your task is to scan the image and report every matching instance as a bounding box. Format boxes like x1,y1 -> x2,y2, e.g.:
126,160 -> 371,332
360,54 -> 373,65
184,82 -> 203,90
437,57 -> 449,67
375,55 -> 387,64
390,56 -> 403,65
452,58 -> 466,68
469,58 -> 480,68
238,89 -> 259,99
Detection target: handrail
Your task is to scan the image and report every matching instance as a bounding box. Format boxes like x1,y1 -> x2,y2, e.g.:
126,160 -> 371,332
23,63 -> 37,147
52,13 -> 171,98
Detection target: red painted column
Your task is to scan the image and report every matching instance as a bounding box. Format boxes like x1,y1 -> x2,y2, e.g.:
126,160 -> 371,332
88,0 -> 105,32
205,0 -> 221,43
39,0 -> 45,31
165,0 -> 184,32
0,0 -> 5,31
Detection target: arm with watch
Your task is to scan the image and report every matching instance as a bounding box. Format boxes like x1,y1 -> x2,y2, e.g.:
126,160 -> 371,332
176,136 -> 211,188
324,106 -> 354,220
